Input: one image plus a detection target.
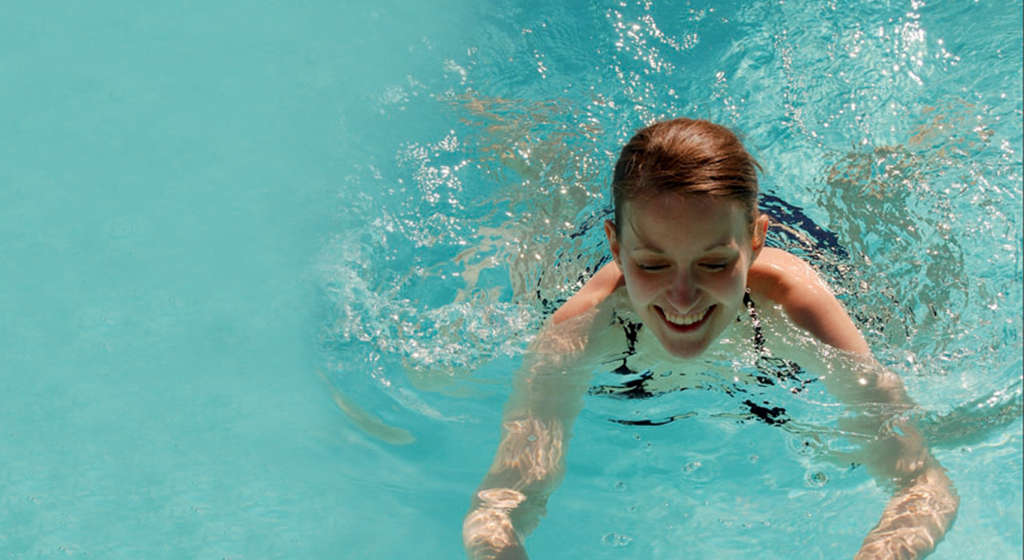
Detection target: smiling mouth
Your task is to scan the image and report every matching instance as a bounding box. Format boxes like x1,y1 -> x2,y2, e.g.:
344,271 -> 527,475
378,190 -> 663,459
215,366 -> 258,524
655,305 -> 715,333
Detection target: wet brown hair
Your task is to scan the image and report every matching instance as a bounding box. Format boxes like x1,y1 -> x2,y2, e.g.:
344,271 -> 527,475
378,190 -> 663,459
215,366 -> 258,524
611,118 -> 761,234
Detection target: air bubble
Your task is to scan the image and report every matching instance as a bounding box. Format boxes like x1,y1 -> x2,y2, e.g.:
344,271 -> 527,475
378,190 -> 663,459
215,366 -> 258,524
806,471 -> 829,487
601,533 -> 633,547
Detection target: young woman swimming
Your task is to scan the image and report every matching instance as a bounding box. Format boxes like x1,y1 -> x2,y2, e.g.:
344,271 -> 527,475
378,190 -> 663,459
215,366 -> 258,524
462,118 -> 959,559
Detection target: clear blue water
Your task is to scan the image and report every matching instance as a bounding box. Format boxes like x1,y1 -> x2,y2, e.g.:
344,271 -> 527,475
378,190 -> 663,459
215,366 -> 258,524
2,1 -> 1020,559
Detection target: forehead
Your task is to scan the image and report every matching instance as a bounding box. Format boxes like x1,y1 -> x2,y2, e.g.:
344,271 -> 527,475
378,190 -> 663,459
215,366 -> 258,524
621,193 -> 749,250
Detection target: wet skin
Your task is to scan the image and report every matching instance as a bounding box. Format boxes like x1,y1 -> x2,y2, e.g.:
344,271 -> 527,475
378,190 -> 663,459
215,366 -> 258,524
604,194 -> 767,359
469,192 -> 958,560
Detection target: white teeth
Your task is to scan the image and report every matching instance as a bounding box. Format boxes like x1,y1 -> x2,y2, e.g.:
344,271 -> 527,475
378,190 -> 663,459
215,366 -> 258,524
662,306 -> 710,326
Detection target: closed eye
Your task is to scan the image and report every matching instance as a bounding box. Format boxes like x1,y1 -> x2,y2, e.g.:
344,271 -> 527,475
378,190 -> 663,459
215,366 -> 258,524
636,263 -> 667,271
700,262 -> 728,271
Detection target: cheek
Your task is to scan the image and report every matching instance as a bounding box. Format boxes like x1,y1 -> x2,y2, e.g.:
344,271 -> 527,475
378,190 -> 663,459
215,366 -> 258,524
723,267 -> 749,294
707,267 -> 747,298
623,270 -> 658,302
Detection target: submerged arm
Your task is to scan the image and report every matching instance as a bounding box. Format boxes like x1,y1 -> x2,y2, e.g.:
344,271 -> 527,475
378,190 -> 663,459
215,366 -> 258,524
464,268 -> 619,559
817,354 -> 959,560
462,318 -> 592,560
751,248 -> 959,559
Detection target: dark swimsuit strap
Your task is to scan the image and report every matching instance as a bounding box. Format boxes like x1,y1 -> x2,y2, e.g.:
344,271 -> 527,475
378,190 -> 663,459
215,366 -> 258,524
743,290 -> 766,353
744,290 -> 807,385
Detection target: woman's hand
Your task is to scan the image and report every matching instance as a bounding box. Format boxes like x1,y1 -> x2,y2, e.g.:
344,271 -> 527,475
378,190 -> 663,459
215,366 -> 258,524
842,416 -> 959,559
854,465 -> 959,559
463,494 -> 530,560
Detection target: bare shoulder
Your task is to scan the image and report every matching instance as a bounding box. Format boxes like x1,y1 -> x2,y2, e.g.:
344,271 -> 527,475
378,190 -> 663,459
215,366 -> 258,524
550,262 -> 624,325
747,247 -> 817,295
748,248 -> 871,356
747,247 -> 836,305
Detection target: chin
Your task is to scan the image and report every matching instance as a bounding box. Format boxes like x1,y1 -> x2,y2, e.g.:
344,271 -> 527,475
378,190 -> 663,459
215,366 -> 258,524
646,327 -> 713,358
643,306 -> 726,359
660,341 -> 709,359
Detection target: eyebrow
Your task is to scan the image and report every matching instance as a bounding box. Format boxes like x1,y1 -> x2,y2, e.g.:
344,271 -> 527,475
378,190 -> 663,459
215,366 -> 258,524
626,220 -> 737,253
632,241 -> 735,253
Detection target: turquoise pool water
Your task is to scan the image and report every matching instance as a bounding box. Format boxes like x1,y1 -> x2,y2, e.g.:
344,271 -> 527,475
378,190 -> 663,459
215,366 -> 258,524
2,1 -> 1021,558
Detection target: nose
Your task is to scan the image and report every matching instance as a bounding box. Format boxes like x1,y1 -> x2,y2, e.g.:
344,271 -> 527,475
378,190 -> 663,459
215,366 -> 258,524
666,267 -> 700,309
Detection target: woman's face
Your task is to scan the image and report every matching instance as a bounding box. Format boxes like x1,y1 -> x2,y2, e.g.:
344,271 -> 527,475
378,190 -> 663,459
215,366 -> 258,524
605,194 -> 766,359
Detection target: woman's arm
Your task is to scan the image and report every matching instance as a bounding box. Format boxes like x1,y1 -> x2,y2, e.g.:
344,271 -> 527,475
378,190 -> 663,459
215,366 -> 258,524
463,265 -> 621,559
462,334 -> 587,560
750,248 -> 959,559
